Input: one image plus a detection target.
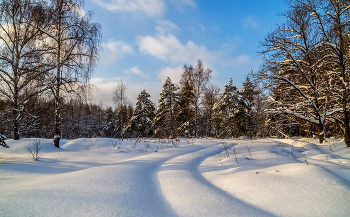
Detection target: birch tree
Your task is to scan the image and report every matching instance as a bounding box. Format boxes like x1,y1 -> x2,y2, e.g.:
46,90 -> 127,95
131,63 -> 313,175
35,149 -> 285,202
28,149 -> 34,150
0,0 -> 51,140
36,0 -> 101,148
112,80 -> 128,139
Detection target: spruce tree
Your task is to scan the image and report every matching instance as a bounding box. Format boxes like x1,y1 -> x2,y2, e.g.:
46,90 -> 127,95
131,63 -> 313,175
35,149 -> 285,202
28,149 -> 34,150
177,81 -> 195,137
103,106 -> 116,138
212,79 -> 238,138
115,105 -> 128,138
236,77 -> 257,138
154,77 -> 179,138
203,85 -> 220,137
125,90 -> 156,137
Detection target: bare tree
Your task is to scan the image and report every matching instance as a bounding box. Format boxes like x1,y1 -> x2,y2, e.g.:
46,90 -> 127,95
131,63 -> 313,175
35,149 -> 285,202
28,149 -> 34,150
112,80 -> 129,139
0,0 -> 51,140
35,0 -> 101,148
258,1 -> 332,143
295,0 -> 350,147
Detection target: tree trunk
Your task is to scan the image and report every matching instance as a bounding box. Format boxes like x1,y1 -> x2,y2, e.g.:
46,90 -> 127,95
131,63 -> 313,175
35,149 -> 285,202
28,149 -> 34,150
54,71 -> 61,148
54,5 -> 62,149
12,81 -> 20,140
194,104 -> 198,137
12,107 -> 19,140
318,123 -> 324,144
343,110 -> 350,147
319,134 -> 324,144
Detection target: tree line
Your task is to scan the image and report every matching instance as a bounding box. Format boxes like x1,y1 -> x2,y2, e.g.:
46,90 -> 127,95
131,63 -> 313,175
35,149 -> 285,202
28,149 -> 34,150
1,59 -> 267,143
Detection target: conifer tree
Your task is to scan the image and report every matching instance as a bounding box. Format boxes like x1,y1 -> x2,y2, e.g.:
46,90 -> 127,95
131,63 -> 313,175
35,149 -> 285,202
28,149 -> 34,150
125,90 -> 155,137
212,79 -> 239,138
236,77 -> 257,138
103,106 -> 116,138
154,77 -> 179,138
177,81 -> 195,137
203,85 -> 220,137
180,60 -> 211,137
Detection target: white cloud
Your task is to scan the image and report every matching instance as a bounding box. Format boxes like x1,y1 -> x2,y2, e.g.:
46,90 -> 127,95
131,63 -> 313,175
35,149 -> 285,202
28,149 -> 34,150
158,66 -> 183,84
89,80 -> 117,107
93,0 -> 166,17
123,66 -> 148,77
100,39 -> 133,65
138,33 -> 219,66
138,30 -> 254,70
90,78 -> 161,106
243,16 -> 258,29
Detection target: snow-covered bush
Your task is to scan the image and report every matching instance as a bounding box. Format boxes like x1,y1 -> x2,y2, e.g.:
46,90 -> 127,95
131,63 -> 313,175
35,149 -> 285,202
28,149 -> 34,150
0,134 -> 9,148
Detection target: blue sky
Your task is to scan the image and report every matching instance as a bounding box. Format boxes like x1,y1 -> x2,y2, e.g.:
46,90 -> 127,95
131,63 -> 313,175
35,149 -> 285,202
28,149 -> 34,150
84,0 -> 287,107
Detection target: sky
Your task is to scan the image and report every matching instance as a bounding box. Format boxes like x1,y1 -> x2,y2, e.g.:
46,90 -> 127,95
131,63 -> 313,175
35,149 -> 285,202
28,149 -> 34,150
83,0 -> 288,107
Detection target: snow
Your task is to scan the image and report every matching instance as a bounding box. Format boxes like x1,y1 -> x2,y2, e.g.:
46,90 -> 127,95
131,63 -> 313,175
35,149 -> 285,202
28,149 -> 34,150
1,137 -> 350,216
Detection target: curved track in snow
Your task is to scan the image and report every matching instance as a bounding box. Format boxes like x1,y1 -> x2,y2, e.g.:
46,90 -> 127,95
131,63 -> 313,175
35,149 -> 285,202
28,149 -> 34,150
157,142 -> 275,217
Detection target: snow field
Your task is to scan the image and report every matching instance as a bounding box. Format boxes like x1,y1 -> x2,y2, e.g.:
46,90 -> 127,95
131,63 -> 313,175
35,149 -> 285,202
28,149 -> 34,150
200,139 -> 350,217
1,137 -> 350,217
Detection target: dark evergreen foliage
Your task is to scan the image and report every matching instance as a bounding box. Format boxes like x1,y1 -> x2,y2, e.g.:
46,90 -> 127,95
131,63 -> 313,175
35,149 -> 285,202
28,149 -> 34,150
125,90 -> 156,137
212,79 -> 239,138
236,77 -> 257,138
177,81 -> 195,137
154,77 -> 179,138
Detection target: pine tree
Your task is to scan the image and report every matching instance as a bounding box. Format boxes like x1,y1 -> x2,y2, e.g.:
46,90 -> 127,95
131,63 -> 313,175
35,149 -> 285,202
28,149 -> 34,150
212,79 -> 239,138
154,77 -> 179,138
236,77 -> 257,138
126,104 -> 134,125
125,90 -> 156,137
177,81 -> 195,137
203,85 -> 220,137
103,106 -> 116,138
180,60 -> 211,137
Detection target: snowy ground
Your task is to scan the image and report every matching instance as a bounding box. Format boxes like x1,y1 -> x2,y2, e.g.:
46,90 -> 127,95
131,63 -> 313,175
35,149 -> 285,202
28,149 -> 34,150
1,137 -> 350,217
